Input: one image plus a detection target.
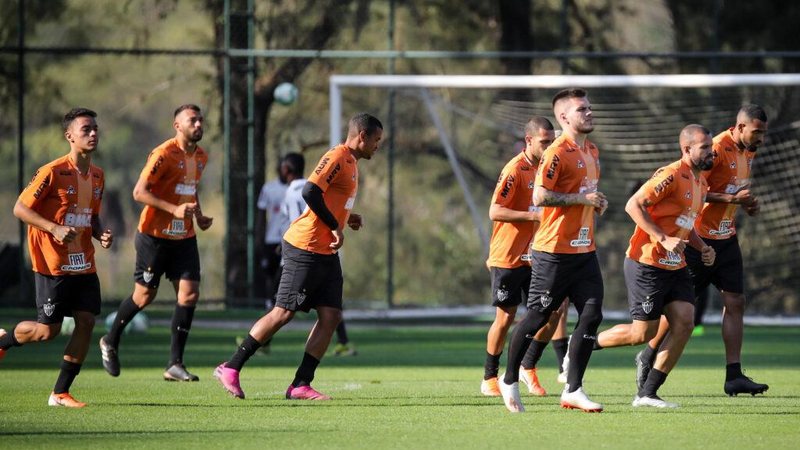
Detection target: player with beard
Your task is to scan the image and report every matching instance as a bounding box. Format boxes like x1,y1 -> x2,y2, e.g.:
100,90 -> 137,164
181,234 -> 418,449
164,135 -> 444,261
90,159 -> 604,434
100,104 -> 213,382
499,89 -> 608,413
593,124 -> 716,408
635,105 -> 770,397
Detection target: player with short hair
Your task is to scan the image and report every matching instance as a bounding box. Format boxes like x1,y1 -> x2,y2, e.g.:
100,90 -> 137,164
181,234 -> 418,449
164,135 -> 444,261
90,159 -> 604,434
0,108 -> 113,407
214,112 -> 382,400
99,104 -> 213,382
499,88 -> 608,413
481,116 -> 561,398
257,155 -> 290,307
636,105 -> 770,397
594,124 -> 716,408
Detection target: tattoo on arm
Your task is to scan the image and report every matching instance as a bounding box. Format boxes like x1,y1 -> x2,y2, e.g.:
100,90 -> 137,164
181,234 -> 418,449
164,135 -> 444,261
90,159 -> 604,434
539,189 -> 585,207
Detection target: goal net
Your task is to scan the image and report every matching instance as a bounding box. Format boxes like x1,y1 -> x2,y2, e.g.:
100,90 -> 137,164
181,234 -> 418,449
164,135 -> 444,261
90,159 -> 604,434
330,74 -> 800,316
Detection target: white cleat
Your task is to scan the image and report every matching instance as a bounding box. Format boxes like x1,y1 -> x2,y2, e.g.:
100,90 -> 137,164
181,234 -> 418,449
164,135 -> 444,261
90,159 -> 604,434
560,386 -> 603,412
498,374 -> 525,413
632,395 -> 679,409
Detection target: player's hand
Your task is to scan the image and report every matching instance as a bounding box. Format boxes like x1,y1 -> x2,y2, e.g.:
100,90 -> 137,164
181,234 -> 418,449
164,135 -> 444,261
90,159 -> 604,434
195,210 -> 213,231
174,202 -> 198,219
347,214 -> 363,231
585,191 -> 607,208
744,197 -> 760,216
330,228 -> 345,251
733,188 -> 754,206
52,225 -> 78,244
98,229 -> 113,249
594,198 -> 609,216
701,245 -> 715,266
659,235 -> 687,254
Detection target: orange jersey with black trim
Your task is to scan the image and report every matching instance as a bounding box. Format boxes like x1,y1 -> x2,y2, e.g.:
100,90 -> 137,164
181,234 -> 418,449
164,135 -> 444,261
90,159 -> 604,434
18,155 -> 104,276
627,160 -> 708,270
533,134 -> 600,254
486,152 -> 539,268
136,138 -> 208,240
283,145 -> 358,255
695,129 -> 756,240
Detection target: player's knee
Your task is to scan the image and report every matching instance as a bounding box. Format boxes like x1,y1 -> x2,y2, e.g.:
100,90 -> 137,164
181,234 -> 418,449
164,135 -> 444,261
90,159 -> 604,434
270,307 -> 295,325
72,313 -> 95,330
581,306 -> 603,330
723,293 -> 746,314
179,291 -> 199,306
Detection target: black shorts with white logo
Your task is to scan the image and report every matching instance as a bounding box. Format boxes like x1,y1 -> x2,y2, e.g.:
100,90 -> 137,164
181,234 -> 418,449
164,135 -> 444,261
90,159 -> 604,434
490,266 -> 531,307
685,234 -> 744,295
34,272 -> 101,324
134,232 -> 201,289
527,251 -> 603,314
624,258 -> 694,321
276,240 -> 343,312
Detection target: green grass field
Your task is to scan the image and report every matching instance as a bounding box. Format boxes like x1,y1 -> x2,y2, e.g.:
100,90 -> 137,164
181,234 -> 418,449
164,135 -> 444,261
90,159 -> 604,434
1,321 -> 798,449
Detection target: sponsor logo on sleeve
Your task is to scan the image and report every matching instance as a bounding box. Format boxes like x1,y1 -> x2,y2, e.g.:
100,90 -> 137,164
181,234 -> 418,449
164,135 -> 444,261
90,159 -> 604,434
546,155 -> 560,180
653,175 -> 674,195
325,163 -> 341,184
500,175 -> 515,198
314,156 -> 331,175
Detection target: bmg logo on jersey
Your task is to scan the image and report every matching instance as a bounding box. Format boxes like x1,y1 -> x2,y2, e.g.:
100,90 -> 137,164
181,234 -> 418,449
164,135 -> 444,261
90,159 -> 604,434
64,212 -> 92,228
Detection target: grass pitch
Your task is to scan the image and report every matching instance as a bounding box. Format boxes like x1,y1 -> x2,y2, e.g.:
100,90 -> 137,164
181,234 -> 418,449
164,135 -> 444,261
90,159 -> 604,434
1,320 -> 798,449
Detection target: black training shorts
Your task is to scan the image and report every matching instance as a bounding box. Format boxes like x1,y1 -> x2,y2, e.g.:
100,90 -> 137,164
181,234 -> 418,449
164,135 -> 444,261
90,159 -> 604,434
527,250 -> 603,314
34,272 -> 101,324
623,258 -> 694,321
490,266 -> 531,308
134,232 -> 201,289
685,234 -> 744,295
275,240 -> 343,312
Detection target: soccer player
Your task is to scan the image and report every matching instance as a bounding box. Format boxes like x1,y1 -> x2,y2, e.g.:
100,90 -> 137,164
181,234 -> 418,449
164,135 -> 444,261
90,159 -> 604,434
636,105 -> 770,396
99,104 -> 213,381
500,88 -> 608,413
0,108 -> 112,407
213,113 -> 382,400
594,124 -> 716,408
481,116 -> 559,398
256,156 -> 289,307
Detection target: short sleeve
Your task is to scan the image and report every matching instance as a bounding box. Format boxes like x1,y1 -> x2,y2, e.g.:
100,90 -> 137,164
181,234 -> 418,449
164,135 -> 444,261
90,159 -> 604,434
307,151 -> 346,192
139,149 -> 166,186
492,166 -> 521,208
640,166 -> 676,206
18,166 -> 53,209
535,148 -> 562,191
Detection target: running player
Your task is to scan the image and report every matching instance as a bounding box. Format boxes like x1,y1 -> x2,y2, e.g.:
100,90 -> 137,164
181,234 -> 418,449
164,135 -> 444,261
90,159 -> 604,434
499,88 -> 608,413
0,108 -> 112,407
99,104 -> 212,381
213,113 -> 382,400
636,105 -> 770,396
481,116 -> 560,398
594,124 -> 716,408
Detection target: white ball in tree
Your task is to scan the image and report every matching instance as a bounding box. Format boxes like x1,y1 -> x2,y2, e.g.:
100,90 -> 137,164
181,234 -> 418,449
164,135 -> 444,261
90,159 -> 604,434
273,82 -> 298,106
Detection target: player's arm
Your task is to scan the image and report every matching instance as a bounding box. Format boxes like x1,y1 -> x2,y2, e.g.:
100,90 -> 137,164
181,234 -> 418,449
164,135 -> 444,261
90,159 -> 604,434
193,190 -> 213,230
132,175 -> 196,219
301,181 -> 343,249
688,228 -> 715,266
489,203 -> 540,223
533,185 -> 606,210
625,190 -> 685,254
13,200 -> 77,244
91,215 -> 113,249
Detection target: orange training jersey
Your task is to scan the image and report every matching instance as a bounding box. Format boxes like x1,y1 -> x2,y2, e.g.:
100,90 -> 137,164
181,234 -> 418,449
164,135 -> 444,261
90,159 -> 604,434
137,138 -> 208,240
486,152 -> 539,269
532,134 -> 600,254
695,129 -> 755,240
283,145 -> 358,255
626,160 -> 708,270
18,155 -> 104,276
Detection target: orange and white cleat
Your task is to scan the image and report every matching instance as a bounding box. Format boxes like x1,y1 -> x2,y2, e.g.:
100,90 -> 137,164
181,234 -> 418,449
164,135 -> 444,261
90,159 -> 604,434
560,386 -> 602,413
480,377 -> 501,396
519,367 -> 547,396
48,392 -> 87,408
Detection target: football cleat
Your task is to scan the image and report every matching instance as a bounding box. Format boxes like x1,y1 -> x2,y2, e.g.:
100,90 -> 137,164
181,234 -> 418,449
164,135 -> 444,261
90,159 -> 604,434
691,325 -> 705,337
285,384 -> 331,400
48,392 -> 87,408
480,377 -> 501,397
99,335 -> 120,377
163,364 -> 200,382
560,386 -> 603,412
724,375 -> 769,397
632,395 -> 679,408
519,367 -> 547,396
498,374 -> 525,413
333,343 -> 357,356
635,349 -> 653,391
213,363 -> 245,399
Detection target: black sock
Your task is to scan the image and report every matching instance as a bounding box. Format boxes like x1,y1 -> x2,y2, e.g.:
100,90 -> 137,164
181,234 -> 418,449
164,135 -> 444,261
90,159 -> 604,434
639,368 -> 668,398
336,321 -> 349,345
552,337 -> 569,373
592,340 -> 603,350
641,343 -> 657,365
107,296 -> 140,348
227,334 -> 261,371
521,340 -> 548,370
566,302 -> 603,392
484,352 -> 501,380
0,326 -> 22,350
726,362 -> 743,381
292,352 -> 321,387
168,304 -> 196,366
53,360 -> 82,394
502,309 -> 550,385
